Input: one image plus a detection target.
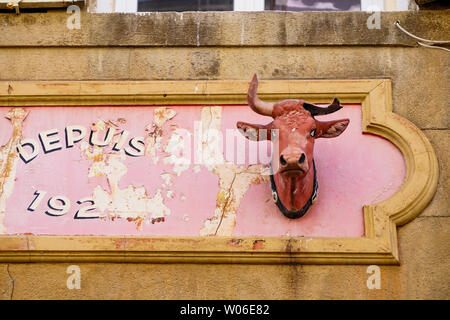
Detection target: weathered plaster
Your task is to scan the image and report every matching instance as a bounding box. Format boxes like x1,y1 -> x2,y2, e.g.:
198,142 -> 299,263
0,108 -> 27,234
197,106 -> 270,236
145,107 -> 176,165
80,118 -> 172,229
0,9 -> 447,300
0,11 -> 448,47
1,216 -> 448,299
163,130 -> 190,176
160,173 -> 173,187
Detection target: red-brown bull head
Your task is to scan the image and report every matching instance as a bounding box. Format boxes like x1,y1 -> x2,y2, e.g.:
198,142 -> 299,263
237,74 -> 349,219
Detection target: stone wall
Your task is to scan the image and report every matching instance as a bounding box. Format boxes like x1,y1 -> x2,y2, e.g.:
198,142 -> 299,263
0,10 -> 448,299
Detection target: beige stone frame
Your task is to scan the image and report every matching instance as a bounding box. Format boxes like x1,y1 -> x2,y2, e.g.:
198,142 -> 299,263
0,79 -> 438,264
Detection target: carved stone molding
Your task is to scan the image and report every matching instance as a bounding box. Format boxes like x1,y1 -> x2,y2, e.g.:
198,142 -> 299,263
0,79 -> 439,264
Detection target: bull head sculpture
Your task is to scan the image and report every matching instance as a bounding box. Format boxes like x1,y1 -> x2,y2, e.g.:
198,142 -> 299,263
237,74 -> 350,219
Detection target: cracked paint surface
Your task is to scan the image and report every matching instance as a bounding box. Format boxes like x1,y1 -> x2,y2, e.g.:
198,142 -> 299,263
163,130 -> 191,176
145,107 -> 176,164
197,106 -> 269,236
0,105 -> 405,237
0,108 -> 27,234
80,118 -> 172,229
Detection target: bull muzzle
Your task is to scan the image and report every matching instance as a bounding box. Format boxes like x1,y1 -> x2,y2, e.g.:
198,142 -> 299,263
278,152 -> 309,176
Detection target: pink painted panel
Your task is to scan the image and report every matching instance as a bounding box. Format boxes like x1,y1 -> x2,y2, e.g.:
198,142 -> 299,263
0,104 -> 405,237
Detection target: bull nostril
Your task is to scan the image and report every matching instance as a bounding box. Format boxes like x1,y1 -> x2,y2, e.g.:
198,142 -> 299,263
298,153 -> 306,164
280,155 -> 287,166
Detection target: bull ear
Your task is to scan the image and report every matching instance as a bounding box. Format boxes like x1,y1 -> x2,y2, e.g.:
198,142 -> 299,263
237,121 -> 272,141
316,119 -> 349,138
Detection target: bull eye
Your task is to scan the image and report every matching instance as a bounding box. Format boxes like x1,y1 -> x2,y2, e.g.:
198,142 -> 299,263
310,128 -> 316,138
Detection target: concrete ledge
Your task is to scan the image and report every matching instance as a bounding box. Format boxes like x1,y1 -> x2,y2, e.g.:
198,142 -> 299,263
0,10 -> 448,47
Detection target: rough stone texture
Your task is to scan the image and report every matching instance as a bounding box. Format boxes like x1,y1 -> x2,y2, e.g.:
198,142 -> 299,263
0,10 -> 448,299
0,47 -> 447,129
421,130 -> 449,217
396,217 -> 450,299
0,11 -> 449,47
0,265 -> 13,300
1,218 -> 449,299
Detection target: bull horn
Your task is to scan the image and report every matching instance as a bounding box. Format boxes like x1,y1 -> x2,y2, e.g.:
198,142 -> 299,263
303,98 -> 342,116
247,74 -> 274,117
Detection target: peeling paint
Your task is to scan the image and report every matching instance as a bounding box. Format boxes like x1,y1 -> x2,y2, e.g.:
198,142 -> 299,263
160,172 -> 173,187
166,190 -> 174,199
154,107 -> 176,128
228,238 -> 243,247
198,106 -> 269,236
252,239 -> 265,250
80,120 -> 171,230
76,107 -> 180,230
144,107 -> 176,164
0,103 -> 405,239
0,108 -> 27,234
163,131 -> 190,176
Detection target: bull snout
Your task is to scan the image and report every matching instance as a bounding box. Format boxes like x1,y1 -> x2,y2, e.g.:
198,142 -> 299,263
278,151 -> 309,175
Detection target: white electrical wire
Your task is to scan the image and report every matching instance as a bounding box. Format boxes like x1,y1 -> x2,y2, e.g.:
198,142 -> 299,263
395,21 -> 450,53
395,21 -> 450,44
417,41 -> 450,52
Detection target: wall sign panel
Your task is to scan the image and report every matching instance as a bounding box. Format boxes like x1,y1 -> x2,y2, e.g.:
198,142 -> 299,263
0,79 -> 438,264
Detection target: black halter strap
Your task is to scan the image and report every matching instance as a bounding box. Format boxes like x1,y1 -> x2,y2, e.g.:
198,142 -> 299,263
269,159 -> 318,219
